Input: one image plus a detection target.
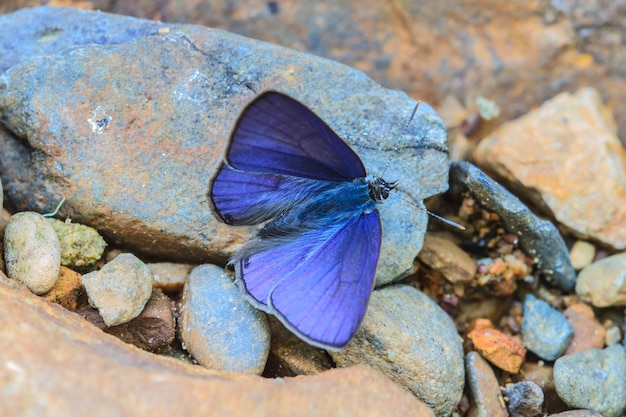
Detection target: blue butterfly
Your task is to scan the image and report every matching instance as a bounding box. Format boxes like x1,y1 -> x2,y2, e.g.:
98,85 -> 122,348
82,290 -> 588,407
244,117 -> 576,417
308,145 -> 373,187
209,91 -> 396,351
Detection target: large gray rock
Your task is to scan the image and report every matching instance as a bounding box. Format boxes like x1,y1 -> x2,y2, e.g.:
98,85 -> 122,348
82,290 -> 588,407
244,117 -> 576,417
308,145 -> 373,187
0,7 -> 448,286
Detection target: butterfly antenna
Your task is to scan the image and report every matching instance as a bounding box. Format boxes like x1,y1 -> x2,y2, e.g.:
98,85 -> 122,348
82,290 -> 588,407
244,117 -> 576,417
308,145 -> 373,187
427,210 -> 466,230
380,100 -> 422,178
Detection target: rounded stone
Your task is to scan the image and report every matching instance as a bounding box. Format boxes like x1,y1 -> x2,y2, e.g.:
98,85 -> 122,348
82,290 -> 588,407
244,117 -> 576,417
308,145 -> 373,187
576,253 -> 626,307
522,294 -> 573,361
503,381 -> 544,417
179,264 -> 270,375
81,253 -> 153,326
330,284 -> 464,417
554,345 -> 626,417
4,211 -> 61,294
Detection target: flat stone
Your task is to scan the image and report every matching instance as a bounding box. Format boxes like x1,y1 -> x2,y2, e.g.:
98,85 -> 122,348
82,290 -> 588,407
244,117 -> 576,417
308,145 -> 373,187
473,88 -> 626,250
330,285 -> 464,417
0,271 -> 435,417
554,345 -> 626,417
104,288 -> 176,352
468,327 -> 526,374
465,351 -> 508,417
41,265 -> 87,311
576,253 -> 626,307
147,262 -> 194,293
563,303 -> 605,355
449,161 -> 576,291
503,381 -> 544,417
81,253 -> 153,326
179,264 -> 270,375
0,7 -> 448,287
522,294 -> 573,361
417,234 -> 477,284
3,211 -> 61,294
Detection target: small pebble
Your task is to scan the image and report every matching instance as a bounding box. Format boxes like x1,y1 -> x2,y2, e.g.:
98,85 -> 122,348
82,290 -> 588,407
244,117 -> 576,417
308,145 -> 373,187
554,345 -> 626,417
47,218 -> 107,270
147,262 -> 193,293
417,234 -> 477,283
178,264 -> 270,375
522,294 -> 573,361
576,253 -> 626,307
503,381 -> 544,417
465,351 -> 508,417
563,303 -> 605,355
81,253 -> 153,326
41,266 -> 87,311
468,327 -> 526,373
329,285 -> 465,417
105,288 -> 175,352
605,326 -> 621,346
4,211 -> 61,294
569,240 -> 596,270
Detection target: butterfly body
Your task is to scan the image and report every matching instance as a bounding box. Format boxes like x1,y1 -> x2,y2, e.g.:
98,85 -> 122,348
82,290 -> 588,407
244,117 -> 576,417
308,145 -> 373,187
209,91 -> 394,350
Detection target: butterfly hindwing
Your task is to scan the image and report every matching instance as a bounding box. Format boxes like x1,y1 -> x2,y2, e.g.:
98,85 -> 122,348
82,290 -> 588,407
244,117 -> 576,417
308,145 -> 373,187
236,211 -> 382,350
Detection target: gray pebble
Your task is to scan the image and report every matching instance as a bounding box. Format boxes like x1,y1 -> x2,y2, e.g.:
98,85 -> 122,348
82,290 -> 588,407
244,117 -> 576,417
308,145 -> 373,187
81,253 -> 153,326
522,294 -> 573,361
503,381 -> 544,417
4,211 -> 61,294
576,253 -> 626,307
554,345 -> 626,417
179,264 -> 270,375
465,351 -> 508,417
330,285 -> 464,417
449,161 -> 576,291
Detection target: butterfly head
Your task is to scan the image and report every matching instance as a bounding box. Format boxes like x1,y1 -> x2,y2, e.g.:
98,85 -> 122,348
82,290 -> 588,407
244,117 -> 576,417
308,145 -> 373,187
366,175 -> 397,203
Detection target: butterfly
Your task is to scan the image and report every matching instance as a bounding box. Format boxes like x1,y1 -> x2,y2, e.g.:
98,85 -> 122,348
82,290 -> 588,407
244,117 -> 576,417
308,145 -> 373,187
208,91 -> 397,351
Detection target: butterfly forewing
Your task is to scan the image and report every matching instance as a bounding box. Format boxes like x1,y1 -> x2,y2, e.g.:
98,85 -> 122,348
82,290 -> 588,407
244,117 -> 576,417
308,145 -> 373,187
227,92 -> 366,180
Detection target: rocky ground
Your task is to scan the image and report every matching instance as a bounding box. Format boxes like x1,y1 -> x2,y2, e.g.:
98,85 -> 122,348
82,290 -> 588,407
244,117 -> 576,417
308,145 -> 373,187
0,3 -> 625,417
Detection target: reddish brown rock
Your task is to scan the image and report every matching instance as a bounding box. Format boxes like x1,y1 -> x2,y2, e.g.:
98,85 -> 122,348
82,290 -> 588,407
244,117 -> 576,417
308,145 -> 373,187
468,328 -> 526,374
417,234 -> 477,284
563,303 -> 605,355
40,266 -> 87,311
0,271 -> 435,417
474,88 -> 626,250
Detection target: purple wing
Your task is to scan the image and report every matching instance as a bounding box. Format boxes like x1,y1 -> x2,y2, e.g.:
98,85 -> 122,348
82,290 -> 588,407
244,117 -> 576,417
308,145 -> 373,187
235,211 -> 382,350
226,91 -> 366,180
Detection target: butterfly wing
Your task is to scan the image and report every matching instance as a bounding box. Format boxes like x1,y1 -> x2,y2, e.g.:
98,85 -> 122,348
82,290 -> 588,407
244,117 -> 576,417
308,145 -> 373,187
209,91 -> 366,225
235,211 -> 382,350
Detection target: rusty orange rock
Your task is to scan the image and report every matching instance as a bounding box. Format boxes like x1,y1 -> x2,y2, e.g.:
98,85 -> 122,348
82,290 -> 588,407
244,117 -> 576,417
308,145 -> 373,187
563,303 -> 606,355
468,327 -> 526,374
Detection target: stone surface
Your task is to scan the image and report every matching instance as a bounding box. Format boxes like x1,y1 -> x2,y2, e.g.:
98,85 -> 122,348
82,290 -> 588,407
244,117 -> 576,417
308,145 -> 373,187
465,351 -> 508,417
468,327 -> 526,374
103,288 -> 176,352
449,161 -> 576,291
179,264 -> 270,375
554,345 -> 626,417
576,253 -> 626,307
548,411 -> 603,417
47,217 -> 107,271
417,234 -> 476,284
503,381 -> 544,417
264,315 -> 335,377
0,271 -> 436,417
147,262 -> 193,293
3,211 -> 61,294
569,240 -> 596,271
330,285 -> 464,417
563,303 -> 605,355
41,265 -> 86,311
474,88 -> 626,250
522,294 -> 573,361
81,253 -> 153,326
0,7 -> 448,287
